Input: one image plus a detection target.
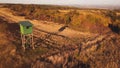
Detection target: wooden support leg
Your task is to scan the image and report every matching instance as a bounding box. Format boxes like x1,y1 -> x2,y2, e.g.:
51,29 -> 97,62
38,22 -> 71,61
21,33 -> 34,50
31,33 -> 35,49
21,34 -> 25,50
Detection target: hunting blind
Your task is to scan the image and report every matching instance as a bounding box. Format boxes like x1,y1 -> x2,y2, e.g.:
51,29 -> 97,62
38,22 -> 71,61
19,21 -> 34,50
19,21 -> 33,34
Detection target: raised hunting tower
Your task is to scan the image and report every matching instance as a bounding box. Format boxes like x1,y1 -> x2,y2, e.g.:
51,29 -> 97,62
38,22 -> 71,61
19,21 -> 34,50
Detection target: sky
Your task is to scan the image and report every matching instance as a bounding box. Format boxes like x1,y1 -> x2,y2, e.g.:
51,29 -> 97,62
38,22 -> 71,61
0,0 -> 120,6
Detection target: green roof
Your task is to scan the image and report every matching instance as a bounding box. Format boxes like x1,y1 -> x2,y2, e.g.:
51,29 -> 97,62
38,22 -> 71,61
19,21 -> 33,27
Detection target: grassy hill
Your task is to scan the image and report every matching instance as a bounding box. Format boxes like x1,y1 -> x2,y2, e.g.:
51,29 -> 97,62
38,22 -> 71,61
0,4 -> 120,68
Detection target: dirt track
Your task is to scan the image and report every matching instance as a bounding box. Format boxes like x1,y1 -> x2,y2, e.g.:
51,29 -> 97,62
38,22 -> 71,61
0,7 -> 94,39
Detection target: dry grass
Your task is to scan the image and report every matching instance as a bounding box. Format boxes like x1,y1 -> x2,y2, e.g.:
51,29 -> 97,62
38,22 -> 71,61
0,4 -> 120,68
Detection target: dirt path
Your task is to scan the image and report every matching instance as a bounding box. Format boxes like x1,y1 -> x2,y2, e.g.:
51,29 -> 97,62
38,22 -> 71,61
0,7 -> 94,39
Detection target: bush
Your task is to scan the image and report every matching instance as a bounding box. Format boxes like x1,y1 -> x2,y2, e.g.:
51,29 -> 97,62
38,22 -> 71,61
105,10 -> 117,23
0,22 -> 7,33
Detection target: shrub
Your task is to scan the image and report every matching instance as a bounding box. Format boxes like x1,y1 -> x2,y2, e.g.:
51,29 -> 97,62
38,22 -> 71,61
0,22 -> 7,33
105,10 -> 117,23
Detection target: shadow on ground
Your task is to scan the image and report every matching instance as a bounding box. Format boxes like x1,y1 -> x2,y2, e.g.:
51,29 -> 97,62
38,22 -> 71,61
109,24 -> 120,34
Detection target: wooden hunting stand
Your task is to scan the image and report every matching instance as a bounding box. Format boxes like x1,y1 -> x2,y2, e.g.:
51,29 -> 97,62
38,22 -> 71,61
19,21 -> 34,50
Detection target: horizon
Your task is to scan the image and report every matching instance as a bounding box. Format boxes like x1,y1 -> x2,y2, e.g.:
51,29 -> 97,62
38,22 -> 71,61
0,0 -> 120,6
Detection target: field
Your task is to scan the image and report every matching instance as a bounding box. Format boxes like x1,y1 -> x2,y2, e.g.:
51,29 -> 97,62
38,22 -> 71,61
0,4 -> 120,68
